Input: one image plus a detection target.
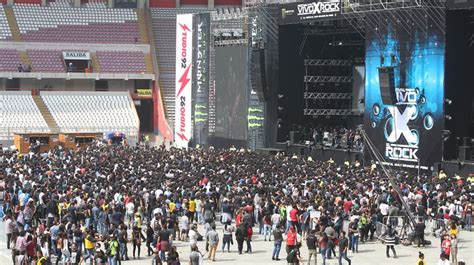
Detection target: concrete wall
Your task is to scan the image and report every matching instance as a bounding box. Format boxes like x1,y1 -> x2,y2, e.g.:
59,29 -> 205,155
0,78 -> 137,92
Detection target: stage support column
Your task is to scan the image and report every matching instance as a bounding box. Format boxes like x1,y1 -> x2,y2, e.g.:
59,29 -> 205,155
208,0 -> 214,9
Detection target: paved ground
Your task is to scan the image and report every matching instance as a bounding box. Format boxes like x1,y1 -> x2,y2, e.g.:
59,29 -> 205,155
0,220 -> 472,265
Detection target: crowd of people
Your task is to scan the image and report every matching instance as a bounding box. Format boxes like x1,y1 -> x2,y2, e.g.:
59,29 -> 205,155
0,141 -> 472,265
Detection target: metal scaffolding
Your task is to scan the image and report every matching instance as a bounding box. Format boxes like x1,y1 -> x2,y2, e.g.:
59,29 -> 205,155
304,59 -> 353,66
304,92 -> 353,99
304,76 -> 353,83
304,109 -> 356,116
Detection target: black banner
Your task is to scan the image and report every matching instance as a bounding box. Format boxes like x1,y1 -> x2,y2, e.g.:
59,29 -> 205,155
192,13 -> 211,147
279,0 -> 341,25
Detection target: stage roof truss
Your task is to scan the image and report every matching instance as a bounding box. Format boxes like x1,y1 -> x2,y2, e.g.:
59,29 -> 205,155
304,92 -> 352,99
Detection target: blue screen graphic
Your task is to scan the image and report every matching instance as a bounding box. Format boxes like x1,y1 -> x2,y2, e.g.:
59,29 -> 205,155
364,16 -> 445,170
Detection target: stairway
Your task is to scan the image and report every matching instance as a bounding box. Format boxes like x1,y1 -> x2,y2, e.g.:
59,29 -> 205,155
136,9 -> 150,44
4,7 -> 22,42
19,51 -> 32,66
144,53 -> 154,74
32,96 -> 60,133
90,52 -> 101,72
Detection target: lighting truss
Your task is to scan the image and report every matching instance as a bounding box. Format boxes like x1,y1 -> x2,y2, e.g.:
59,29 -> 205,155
304,59 -> 353,66
304,92 -> 352,99
304,109 -> 355,116
304,76 -> 352,83
213,38 -> 248,46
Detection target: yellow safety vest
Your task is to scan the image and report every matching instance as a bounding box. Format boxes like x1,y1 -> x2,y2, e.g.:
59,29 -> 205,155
417,258 -> 426,265
36,256 -> 46,265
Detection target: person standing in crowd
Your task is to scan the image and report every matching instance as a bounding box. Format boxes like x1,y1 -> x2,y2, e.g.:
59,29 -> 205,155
383,224 -> 397,258
108,234 -> 119,265
319,232 -> 329,265
437,253 -> 450,265
272,224 -> 283,261
416,252 -> 426,265
151,250 -> 162,265
441,234 -> 451,260
286,225 -> 298,254
189,245 -> 202,265
450,234 -> 458,265
207,224 -> 219,261
306,229 -> 318,265
286,243 -> 302,265
349,218 -> 359,253
132,226 -> 142,259
4,214 -> 15,249
235,223 -> 246,254
463,199 -> 472,231
222,221 -> 234,253
338,231 -> 351,265
415,218 -> 426,248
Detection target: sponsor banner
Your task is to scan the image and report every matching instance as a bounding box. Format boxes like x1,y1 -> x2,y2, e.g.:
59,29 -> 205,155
63,51 -> 90,60
175,14 -> 193,148
279,0 -> 341,25
192,13 -> 211,147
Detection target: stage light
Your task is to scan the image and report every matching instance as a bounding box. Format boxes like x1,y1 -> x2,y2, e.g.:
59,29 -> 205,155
445,115 -> 452,121
278,94 -> 284,99
442,130 -> 451,142
338,42 -> 343,46
328,42 -> 333,46
445,98 -> 452,105
278,107 -> 284,111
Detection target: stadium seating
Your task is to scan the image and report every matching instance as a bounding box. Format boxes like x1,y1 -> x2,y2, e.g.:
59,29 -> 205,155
27,50 -> 66,72
41,91 -> 139,138
13,4 -> 140,43
0,91 -> 50,140
85,0 -> 107,8
0,49 -> 21,72
96,51 -> 147,73
0,5 -> 13,40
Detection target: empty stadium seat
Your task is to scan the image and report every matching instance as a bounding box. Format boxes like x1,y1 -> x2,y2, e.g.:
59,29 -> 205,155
13,4 -> 140,44
0,49 -> 21,71
41,91 -> 139,138
96,51 -> 146,73
0,5 -> 13,40
27,50 -> 66,72
0,91 -> 50,140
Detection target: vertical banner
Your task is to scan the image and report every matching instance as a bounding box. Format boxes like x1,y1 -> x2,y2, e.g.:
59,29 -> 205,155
364,10 -> 445,170
192,13 -> 211,147
175,14 -> 193,148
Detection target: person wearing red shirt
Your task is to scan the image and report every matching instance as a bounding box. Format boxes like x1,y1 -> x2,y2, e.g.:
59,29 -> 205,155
343,198 -> 353,213
441,234 -> 451,260
289,205 -> 299,233
286,226 -> 297,254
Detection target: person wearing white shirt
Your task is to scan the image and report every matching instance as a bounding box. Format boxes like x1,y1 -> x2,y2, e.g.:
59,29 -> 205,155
437,253 -> 450,265
379,202 -> 389,217
125,202 -> 135,226
180,215 -> 190,241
